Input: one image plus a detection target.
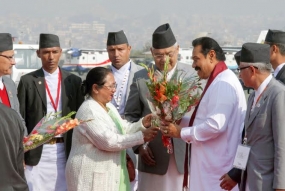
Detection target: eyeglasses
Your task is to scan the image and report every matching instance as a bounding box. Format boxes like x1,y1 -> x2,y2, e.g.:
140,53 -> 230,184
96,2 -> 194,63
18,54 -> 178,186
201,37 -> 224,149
153,51 -> 176,60
237,66 -> 258,73
102,83 -> 117,91
0,54 -> 15,61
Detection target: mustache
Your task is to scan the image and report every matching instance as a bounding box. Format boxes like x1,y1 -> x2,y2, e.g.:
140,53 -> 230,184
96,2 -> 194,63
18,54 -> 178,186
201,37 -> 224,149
194,67 -> 201,71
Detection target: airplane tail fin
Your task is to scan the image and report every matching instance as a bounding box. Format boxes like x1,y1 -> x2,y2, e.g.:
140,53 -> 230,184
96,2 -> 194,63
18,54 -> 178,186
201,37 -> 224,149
256,30 -> 268,43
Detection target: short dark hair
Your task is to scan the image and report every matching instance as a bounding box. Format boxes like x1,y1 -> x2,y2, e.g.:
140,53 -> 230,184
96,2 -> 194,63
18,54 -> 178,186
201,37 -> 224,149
192,37 -> 226,61
269,43 -> 285,56
82,67 -> 112,96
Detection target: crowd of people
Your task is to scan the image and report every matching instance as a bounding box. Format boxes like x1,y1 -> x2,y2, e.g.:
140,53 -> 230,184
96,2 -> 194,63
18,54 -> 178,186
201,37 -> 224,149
0,23 -> 285,191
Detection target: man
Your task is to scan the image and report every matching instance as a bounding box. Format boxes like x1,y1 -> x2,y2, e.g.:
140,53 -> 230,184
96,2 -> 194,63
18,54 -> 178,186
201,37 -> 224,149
0,33 -> 25,126
264,29 -> 285,83
125,23 -> 192,191
237,43 -> 285,191
0,103 -> 28,191
17,33 -> 84,191
161,37 -> 247,191
106,30 -> 144,191
107,30 -> 144,118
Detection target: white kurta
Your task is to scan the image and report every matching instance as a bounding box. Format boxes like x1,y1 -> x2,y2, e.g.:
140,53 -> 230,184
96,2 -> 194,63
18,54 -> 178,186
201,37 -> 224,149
138,154 -> 184,191
181,69 -> 247,191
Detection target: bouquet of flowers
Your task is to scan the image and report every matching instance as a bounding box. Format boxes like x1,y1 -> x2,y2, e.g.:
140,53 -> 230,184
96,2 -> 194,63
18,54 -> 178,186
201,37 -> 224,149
23,111 -> 91,152
141,57 -> 202,154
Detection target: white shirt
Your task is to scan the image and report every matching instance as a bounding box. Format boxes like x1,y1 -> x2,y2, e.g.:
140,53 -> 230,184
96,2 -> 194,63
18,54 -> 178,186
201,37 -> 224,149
156,63 -> 178,81
252,75 -> 272,109
43,68 -> 62,117
0,76 -> 3,90
111,61 -> 131,116
180,69 -> 247,191
273,63 -> 285,77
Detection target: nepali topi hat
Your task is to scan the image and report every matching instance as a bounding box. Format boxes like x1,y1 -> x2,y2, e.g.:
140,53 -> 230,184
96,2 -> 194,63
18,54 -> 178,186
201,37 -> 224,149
240,43 -> 270,64
0,33 -> 13,52
152,23 -> 176,49
39,33 -> 60,49
107,30 -> 128,46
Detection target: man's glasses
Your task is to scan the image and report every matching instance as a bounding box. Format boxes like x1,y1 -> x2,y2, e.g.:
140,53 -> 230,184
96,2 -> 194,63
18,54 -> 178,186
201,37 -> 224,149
153,51 -> 176,60
237,66 -> 258,73
0,54 -> 15,61
102,83 -> 117,91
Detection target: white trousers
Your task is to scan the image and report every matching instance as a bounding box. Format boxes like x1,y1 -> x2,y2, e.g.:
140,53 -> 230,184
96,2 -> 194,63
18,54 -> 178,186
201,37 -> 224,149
25,143 -> 67,191
130,169 -> 139,191
138,154 -> 183,191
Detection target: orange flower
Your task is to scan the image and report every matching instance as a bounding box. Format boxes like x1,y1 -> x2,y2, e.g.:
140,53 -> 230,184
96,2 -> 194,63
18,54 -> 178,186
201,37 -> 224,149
159,84 -> 166,94
154,89 -> 167,103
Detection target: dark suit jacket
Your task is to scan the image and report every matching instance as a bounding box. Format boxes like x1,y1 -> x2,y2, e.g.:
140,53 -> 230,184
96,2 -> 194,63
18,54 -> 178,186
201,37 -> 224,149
17,68 -> 84,166
0,103 -> 28,191
125,63 -> 196,175
275,64 -> 285,84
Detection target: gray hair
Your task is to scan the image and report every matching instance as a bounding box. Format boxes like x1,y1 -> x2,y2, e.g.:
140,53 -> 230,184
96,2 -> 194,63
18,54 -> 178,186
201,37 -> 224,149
241,62 -> 272,72
151,42 -> 178,50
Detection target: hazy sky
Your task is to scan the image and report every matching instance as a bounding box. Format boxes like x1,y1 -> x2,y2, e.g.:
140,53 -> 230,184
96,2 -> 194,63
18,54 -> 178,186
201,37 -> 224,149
1,0 -> 285,48
2,0 -> 284,19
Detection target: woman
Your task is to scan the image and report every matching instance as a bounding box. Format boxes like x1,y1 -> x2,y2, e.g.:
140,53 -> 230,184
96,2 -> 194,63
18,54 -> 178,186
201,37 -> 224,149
66,67 -> 159,191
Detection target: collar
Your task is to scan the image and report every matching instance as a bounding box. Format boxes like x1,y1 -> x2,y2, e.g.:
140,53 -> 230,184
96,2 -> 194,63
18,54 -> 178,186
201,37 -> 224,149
111,60 -> 131,75
167,63 -> 177,81
156,63 -> 178,81
255,74 -> 272,97
0,76 -> 3,90
42,67 -> 59,77
273,63 -> 285,77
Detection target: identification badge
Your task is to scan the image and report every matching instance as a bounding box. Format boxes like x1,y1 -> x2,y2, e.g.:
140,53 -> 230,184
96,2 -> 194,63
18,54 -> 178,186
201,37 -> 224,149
233,144 -> 251,170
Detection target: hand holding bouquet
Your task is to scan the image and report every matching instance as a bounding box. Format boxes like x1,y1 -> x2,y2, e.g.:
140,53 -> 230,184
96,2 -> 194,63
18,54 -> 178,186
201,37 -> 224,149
23,111 -> 91,152
141,57 -> 202,153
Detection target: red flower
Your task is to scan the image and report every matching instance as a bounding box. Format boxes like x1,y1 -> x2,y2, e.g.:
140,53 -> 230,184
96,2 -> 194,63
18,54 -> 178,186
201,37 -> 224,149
171,95 -> 179,104
23,137 -> 29,143
31,130 -> 38,134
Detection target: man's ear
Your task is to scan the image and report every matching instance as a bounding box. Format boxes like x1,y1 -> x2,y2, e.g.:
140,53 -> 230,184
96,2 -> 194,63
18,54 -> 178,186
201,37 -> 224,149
208,50 -> 216,62
272,44 -> 278,53
36,50 -> 40,58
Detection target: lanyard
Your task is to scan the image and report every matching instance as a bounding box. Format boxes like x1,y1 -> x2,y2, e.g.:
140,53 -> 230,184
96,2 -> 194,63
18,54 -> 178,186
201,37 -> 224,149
244,86 -> 267,145
45,71 -> 61,112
